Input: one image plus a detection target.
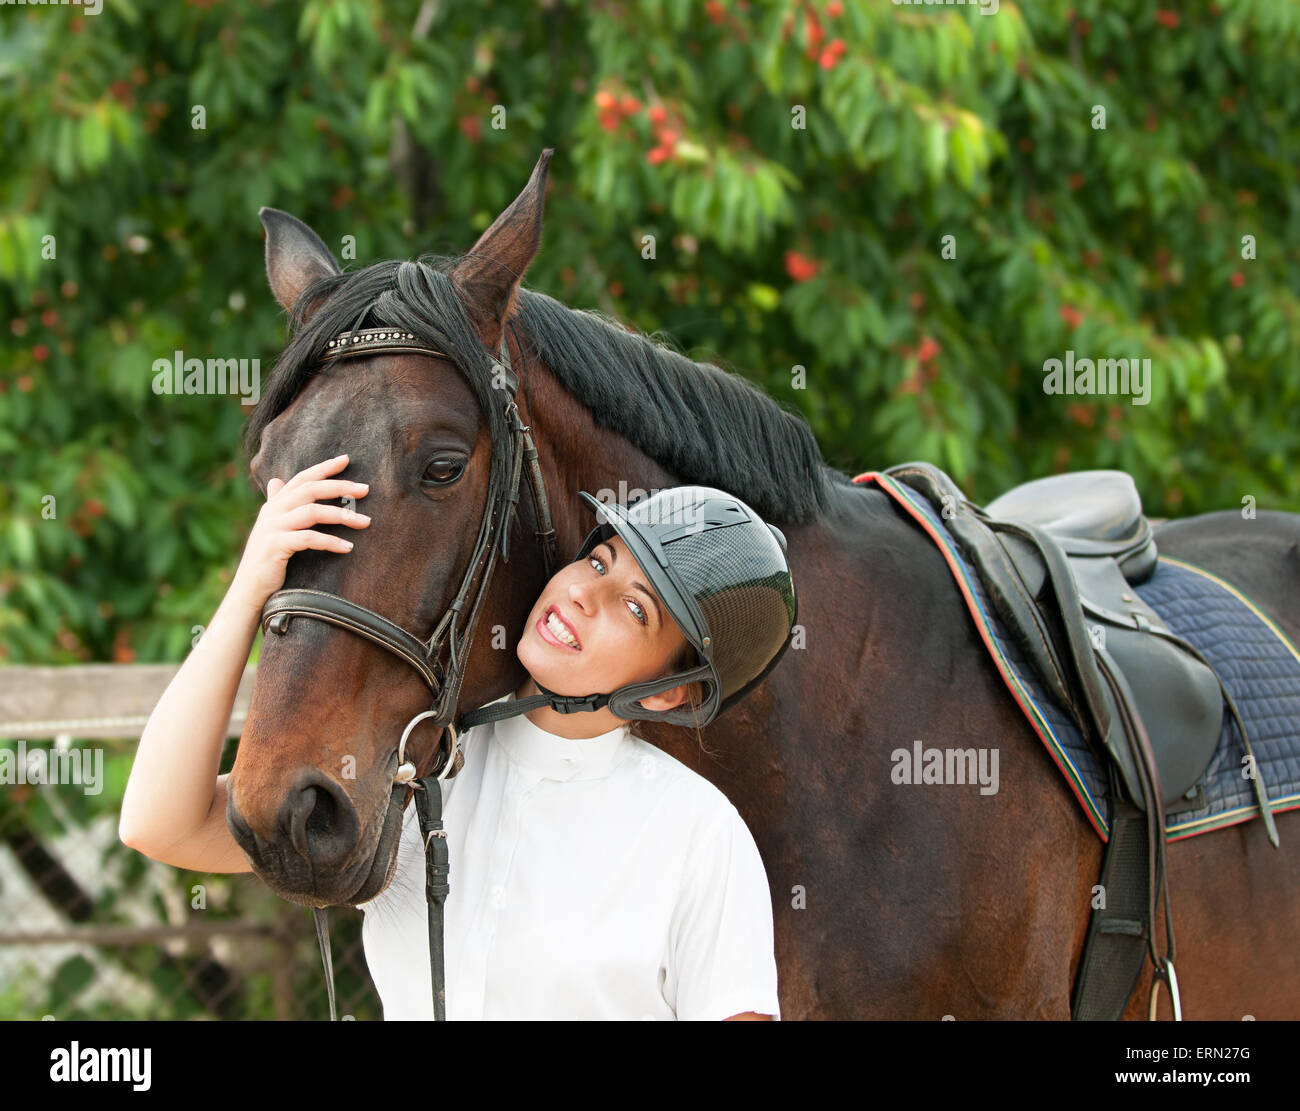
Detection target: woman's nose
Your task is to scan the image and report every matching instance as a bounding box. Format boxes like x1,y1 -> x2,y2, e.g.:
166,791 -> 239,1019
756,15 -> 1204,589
568,575 -> 603,613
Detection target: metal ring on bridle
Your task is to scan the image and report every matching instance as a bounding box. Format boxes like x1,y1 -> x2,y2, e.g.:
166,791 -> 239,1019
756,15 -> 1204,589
395,711 -> 461,785
395,709 -> 440,783
436,721 -> 459,782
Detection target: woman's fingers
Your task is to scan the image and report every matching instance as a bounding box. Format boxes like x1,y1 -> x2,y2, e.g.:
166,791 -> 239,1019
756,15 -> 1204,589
281,502 -> 371,532
281,453 -> 351,492
266,477 -> 285,499
284,529 -> 356,554
263,479 -> 369,521
272,477 -> 369,511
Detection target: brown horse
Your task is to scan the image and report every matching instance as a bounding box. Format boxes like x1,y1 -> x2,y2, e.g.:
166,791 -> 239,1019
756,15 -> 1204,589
229,149 -> 1299,1019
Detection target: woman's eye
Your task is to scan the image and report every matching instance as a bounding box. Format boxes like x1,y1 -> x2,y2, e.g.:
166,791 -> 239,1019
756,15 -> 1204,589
588,554 -> 647,626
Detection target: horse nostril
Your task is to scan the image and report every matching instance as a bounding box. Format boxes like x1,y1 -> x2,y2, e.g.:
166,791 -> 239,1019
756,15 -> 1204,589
280,769 -> 361,869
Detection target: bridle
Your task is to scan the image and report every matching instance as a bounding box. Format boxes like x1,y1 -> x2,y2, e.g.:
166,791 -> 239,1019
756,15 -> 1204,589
257,324 -> 560,1020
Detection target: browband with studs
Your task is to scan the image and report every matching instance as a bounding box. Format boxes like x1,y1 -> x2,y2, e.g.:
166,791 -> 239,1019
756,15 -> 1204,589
320,327 -> 449,361
318,326 -> 519,393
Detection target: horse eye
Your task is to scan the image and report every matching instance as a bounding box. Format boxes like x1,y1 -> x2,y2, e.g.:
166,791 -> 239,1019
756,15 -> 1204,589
422,457 -> 466,485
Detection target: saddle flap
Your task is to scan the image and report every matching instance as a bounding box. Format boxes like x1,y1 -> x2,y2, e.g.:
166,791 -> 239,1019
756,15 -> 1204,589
1072,556 -> 1225,809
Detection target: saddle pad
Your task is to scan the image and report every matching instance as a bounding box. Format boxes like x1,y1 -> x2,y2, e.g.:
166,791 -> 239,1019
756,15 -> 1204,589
852,471 -> 1300,842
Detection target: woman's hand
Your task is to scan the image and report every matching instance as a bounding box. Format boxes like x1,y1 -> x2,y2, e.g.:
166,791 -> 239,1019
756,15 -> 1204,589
231,453 -> 371,609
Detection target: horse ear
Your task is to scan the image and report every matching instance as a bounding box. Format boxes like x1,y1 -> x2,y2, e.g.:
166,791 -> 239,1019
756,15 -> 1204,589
451,148 -> 554,344
259,207 -> 342,318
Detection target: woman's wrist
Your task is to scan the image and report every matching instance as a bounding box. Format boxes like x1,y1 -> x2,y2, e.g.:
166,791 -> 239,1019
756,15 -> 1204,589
222,572 -> 272,629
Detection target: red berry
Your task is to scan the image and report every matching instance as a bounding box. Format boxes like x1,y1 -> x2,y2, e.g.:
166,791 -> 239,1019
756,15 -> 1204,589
1058,305 -> 1083,330
805,11 -> 823,47
594,90 -> 615,111
32,343 -> 50,361
828,0 -> 844,15
649,105 -> 667,125
1230,271 -> 1245,288
784,251 -> 819,282
619,95 -> 640,115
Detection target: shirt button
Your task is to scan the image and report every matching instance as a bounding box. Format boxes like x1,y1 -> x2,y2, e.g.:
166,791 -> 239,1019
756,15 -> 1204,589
563,755 -> 577,765
490,884 -> 506,909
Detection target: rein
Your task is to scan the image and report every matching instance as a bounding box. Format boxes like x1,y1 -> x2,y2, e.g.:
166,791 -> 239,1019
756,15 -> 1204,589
258,325 -> 559,1020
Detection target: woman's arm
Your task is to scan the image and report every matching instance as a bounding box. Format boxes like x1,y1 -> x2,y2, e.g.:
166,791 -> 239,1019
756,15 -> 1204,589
118,454 -> 370,873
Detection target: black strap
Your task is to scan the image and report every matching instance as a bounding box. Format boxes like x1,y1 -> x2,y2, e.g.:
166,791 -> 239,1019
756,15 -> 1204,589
454,685 -> 613,733
413,775 -> 450,1021
1072,764 -> 1158,1020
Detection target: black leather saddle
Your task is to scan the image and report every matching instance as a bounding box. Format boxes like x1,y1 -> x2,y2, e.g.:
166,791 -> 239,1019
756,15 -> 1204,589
886,463 -> 1224,815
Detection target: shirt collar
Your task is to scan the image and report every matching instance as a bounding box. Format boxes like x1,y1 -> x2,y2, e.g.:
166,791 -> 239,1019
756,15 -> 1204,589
489,701 -> 632,782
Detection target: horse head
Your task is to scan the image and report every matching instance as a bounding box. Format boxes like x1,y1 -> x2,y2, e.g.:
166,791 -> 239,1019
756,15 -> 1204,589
228,153 -> 558,907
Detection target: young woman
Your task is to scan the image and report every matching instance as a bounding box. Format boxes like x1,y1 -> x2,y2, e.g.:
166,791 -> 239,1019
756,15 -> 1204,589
121,455 -> 799,1021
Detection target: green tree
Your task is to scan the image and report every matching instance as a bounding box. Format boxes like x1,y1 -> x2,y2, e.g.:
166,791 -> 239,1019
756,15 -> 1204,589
2,0 -> 1297,671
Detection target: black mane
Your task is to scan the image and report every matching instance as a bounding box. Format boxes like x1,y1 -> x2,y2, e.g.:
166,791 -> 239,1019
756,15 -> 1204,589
247,257 -> 845,525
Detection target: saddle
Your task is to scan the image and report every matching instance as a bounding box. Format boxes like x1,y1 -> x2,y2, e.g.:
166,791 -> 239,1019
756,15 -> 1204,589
883,462 -> 1280,1020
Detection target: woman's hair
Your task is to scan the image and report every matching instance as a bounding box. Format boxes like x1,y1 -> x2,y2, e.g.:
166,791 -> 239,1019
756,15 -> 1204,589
626,640 -> 717,756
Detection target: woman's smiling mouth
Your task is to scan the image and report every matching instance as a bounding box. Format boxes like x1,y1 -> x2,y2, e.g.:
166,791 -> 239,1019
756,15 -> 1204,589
538,605 -> 581,650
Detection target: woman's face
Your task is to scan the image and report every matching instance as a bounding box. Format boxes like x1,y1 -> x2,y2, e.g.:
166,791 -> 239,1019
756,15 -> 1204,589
516,534 -> 692,719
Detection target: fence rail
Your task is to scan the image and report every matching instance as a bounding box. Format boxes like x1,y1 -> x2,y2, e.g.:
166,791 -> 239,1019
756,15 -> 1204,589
0,664 -> 256,739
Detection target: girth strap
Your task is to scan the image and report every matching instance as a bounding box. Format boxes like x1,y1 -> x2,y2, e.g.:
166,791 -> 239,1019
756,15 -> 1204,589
1072,764 -> 1165,1020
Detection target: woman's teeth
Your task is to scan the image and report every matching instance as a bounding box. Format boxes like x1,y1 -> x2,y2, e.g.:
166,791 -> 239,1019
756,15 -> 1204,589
546,611 -> 579,648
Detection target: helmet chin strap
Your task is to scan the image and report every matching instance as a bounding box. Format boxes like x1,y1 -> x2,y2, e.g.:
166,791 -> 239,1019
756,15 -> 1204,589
451,666 -> 708,733
453,681 -> 613,731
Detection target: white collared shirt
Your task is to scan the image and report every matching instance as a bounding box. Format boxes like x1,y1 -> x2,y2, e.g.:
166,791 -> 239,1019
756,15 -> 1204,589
358,699 -> 780,1020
